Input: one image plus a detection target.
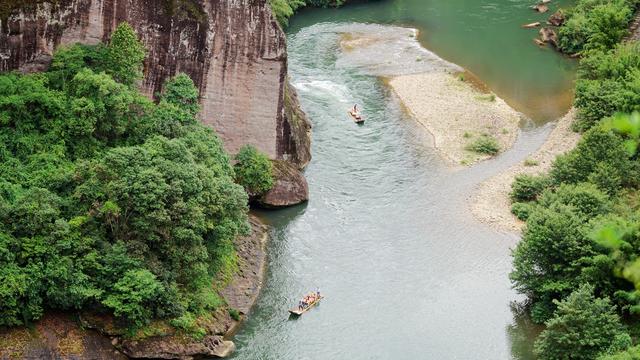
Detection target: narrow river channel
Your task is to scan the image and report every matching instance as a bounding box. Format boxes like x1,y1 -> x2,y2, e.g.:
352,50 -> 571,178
231,1 -> 576,359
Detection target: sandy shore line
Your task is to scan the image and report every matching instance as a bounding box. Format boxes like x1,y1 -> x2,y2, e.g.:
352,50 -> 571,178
469,109 -> 580,233
388,72 -> 523,166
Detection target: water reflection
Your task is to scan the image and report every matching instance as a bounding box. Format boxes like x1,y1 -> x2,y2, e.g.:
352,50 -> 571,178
508,301 -> 544,360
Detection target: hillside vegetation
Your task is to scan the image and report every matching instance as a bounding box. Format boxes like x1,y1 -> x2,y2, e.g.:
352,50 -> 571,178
511,1 -> 640,358
0,23 -> 271,335
269,0 -> 347,26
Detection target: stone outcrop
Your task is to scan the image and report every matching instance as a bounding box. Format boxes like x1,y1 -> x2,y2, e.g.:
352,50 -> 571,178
539,27 -> 558,47
627,8 -> 640,42
220,216 -> 269,317
259,160 -> 309,208
0,312 -> 128,360
120,335 -> 235,360
0,0 -> 311,168
548,10 -> 565,27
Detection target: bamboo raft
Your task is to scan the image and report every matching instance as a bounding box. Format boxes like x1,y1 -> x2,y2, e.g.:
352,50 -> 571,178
348,110 -> 365,124
289,296 -> 324,316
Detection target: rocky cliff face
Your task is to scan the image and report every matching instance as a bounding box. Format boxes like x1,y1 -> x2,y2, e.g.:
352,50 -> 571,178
0,0 -> 311,168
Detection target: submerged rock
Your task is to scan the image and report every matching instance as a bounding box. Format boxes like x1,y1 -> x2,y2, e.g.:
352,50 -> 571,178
259,161 -> 309,208
532,3 -> 549,13
522,22 -> 541,28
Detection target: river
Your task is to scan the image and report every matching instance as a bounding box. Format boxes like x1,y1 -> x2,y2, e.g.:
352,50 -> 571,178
230,1 -> 576,359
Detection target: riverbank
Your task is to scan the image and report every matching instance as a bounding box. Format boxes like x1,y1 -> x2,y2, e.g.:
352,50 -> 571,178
388,72 -> 523,166
0,216 -> 270,359
469,109 -> 580,233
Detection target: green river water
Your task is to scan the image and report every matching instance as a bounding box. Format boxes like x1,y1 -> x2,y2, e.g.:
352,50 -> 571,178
229,1 -> 577,359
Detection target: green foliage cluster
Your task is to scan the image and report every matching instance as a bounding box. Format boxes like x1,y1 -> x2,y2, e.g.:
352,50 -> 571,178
510,113 -> 640,358
234,145 -> 274,196
574,42 -> 640,131
268,0 -> 347,27
535,285 -> 630,360
599,345 -> 640,360
0,23 -> 251,332
465,134 -> 501,155
556,0 -> 640,133
228,308 -> 241,321
557,0 -> 638,55
510,174 -> 551,202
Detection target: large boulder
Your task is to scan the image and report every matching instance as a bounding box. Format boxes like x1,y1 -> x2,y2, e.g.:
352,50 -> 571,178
539,27 -> 559,47
259,161 -> 309,208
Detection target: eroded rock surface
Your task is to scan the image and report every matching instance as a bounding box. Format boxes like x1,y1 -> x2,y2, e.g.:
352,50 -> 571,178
120,336 -> 235,360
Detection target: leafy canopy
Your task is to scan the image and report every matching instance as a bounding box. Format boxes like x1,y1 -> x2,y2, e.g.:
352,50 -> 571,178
0,22 -> 262,332
534,284 -> 630,360
234,145 -> 275,196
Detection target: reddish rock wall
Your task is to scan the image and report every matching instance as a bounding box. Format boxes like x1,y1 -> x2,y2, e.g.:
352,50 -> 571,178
0,0 -> 311,168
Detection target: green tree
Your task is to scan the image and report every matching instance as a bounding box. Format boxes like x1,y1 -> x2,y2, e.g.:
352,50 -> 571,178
0,26 -> 252,330
102,269 -> 164,327
105,22 -> 146,86
161,73 -> 200,117
573,42 -> 640,131
234,145 -> 274,196
558,0 -> 635,54
511,204 -> 596,322
534,284 -> 630,360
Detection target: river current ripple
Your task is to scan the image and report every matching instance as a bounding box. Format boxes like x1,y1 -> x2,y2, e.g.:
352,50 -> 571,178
230,23 -> 552,360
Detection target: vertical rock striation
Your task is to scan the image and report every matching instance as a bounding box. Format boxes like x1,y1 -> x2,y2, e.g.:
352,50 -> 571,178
0,0 -> 311,168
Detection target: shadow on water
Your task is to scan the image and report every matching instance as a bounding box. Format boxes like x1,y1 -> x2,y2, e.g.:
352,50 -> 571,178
507,301 -> 545,360
228,20 -> 561,360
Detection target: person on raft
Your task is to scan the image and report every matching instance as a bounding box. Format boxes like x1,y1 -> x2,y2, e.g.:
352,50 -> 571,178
352,104 -> 359,115
298,292 -> 319,310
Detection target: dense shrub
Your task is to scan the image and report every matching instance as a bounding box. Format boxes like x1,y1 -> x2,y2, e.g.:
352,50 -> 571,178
228,308 -> 241,321
269,0 -> 306,26
234,145 -> 274,196
510,174 -> 551,202
550,126 -> 636,187
0,23 -> 249,330
558,0 -> 638,54
534,284 -> 630,360
511,202 -> 535,221
599,345 -> 640,360
574,42 -> 640,131
537,183 -> 611,219
466,135 -> 500,155
512,0 -> 640,349
511,203 -> 596,322
510,115 -> 640,350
